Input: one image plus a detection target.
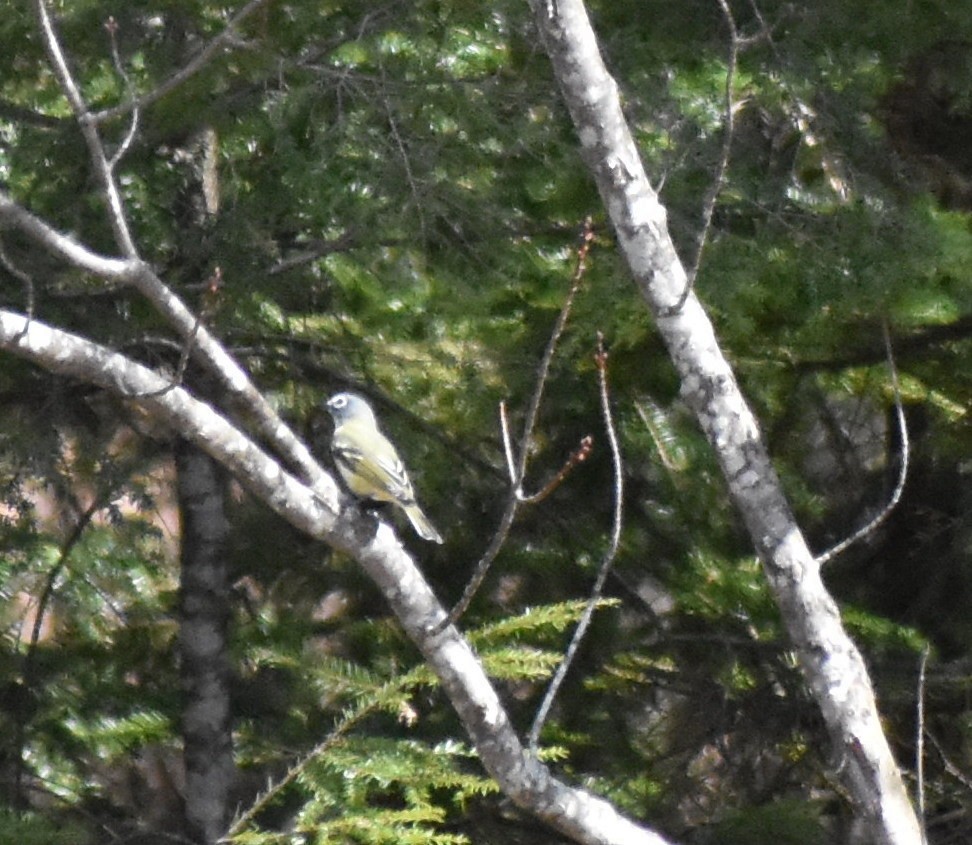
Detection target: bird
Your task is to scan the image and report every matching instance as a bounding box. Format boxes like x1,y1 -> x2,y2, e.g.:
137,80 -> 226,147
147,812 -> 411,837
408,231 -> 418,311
324,392 -> 443,543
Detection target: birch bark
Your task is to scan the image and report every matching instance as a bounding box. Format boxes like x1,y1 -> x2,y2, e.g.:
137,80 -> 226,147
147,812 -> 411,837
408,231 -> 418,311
0,309 -> 675,845
527,2 -> 922,842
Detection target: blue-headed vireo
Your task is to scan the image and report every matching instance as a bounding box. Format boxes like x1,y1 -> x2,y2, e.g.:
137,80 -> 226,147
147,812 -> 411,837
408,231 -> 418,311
325,392 -> 443,543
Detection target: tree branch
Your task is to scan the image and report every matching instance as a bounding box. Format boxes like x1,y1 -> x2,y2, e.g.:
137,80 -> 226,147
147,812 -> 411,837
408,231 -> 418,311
0,309 -> 675,845
28,2 -> 328,496
528,334 -> 623,749
0,192 -> 328,491
814,321 -> 909,566
34,0 -> 137,256
442,218 -> 594,629
665,0 -> 738,315
91,0 -> 271,125
527,1 -> 922,842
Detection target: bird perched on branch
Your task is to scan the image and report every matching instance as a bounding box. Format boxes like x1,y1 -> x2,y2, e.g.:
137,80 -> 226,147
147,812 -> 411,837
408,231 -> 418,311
324,392 -> 443,543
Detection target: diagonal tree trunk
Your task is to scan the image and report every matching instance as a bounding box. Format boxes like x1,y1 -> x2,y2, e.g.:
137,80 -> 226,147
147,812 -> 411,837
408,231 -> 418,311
526,2 -> 922,843
0,307 -> 676,845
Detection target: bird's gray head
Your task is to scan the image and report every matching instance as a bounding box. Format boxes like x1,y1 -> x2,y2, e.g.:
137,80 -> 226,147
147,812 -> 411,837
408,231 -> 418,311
326,392 -> 377,426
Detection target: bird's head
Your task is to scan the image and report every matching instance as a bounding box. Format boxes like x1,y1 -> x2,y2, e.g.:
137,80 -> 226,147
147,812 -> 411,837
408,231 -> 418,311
325,392 -> 377,426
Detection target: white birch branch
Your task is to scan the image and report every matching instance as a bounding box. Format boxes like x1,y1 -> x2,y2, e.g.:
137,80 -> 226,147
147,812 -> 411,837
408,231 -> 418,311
526,2 -> 922,843
9,7 -> 678,842
0,308 -> 676,845
0,192 -> 327,492
21,3 -> 327,495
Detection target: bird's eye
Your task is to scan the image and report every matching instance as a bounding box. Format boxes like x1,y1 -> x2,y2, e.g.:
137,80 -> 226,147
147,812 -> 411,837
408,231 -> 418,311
332,395 -> 347,408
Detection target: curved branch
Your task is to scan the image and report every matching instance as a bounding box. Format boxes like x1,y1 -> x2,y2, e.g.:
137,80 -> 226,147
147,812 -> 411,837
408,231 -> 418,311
14,499 -> 102,808
0,309 -> 340,538
0,309 -> 674,845
0,194 -> 131,277
0,193 -> 327,491
444,219 -> 594,629
666,0 -> 738,315
104,16 -> 140,170
28,3 -> 325,493
815,322 -> 909,566
528,334 -> 623,749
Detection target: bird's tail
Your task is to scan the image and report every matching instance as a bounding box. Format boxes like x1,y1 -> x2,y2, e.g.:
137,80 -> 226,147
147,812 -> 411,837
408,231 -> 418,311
404,502 -> 443,544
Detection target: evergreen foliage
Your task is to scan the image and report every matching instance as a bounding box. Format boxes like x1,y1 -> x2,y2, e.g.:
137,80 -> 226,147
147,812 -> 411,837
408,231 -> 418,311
1,0 -> 971,842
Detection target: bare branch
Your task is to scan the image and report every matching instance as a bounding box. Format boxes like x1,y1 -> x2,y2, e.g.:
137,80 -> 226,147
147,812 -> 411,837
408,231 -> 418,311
926,730 -> 972,794
14,498 -> 102,808
34,0 -> 137,256
443,218 -> 594,629
0,308 -> 341,535
13,5 -> 324,486
92,0 -> 272,125
518,434 -> 593,504
665,0 -> 738,315
528,333 -> 623,749
382,71 -> 427,240
268,230 -> 358,275
0,194 -> 132,277
0,99 -> 62,129
916,645 -> 930,839
499,400 -> 518,483
513,217 -> 594,488
0,238 -> 35,339
815,322 -> 909,566
104,16 -> 140,170
0,308 -> 674,845
130,269 -> 224,400
528,1 -> 921,840
0,194 -> 328,489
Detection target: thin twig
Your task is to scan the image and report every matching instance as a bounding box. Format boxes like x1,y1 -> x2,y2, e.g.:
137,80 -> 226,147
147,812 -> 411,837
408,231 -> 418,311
127,315 -> 202,399
664,0 -> 738,315
440,219 -> 594,631
0,239 -> 35,341
382,71 -> 426,241
0,201 -> 330,492
128,268 -> 222,399
14,499 -> 101,809
104,17 -> 140,170
528,333 -> 623,750
0,154 -> 328,490
916,644 -> 930,843
926,730 -> 972,794
34,0 -> 137,256
27,503 -> 100,659
501,400 -> 593,504
268,230 -> 358,275
514,218 -> 595,490
92,0 -> 270,124
499,400 -> 517,483
517,435 -> 593,504
816,321 -> 909,565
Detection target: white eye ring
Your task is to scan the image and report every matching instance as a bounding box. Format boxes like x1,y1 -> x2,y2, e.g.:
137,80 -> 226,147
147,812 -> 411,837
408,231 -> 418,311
331,395 -> 347,408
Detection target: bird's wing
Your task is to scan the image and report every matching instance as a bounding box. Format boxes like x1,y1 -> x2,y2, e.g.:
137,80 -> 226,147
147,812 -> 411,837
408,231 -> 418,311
332,429 -> 415,502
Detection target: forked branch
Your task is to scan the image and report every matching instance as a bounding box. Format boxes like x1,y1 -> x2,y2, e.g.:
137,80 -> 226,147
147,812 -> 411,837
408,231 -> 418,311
443,219 -> 595,629
528,333 -> 624,749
